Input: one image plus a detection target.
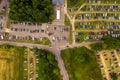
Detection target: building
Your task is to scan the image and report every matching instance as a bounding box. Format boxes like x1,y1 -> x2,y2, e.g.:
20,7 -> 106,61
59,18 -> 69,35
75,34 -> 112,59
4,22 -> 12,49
52,0 -> 65,25
52,0 -> 64,5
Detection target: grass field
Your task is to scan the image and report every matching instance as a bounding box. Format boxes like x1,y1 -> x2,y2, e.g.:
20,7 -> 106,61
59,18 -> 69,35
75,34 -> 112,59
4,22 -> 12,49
0,45 -> 25,80
67,0 -> 85,8
65,15 -> 73,44
61,47 -> 103,80
3,34 -> 51,46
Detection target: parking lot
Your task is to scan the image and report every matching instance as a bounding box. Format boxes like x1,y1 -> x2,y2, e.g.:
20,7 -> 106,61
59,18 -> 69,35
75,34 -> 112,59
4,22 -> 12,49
4,21 -> 69,46
23,48 -> 38,80
67,0 -> 120,43
97,49 -> 120,80
8,22 -> 48,42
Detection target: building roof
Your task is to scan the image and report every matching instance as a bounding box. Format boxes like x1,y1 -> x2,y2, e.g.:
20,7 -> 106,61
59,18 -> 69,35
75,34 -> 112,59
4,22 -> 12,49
52,0 -> 64,5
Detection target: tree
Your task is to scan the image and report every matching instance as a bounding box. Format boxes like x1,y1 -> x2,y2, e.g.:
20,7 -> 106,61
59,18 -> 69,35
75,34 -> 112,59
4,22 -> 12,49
9,0 -> 53,23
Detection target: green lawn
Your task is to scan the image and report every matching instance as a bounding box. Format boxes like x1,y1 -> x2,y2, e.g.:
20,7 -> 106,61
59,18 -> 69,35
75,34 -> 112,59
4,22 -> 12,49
61,47 -> 103,80
75,32 -> 89,42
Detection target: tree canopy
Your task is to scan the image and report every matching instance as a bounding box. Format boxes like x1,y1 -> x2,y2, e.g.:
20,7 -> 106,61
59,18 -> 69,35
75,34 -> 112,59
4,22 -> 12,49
9,0 -> 53,22
91,37 -> 120,51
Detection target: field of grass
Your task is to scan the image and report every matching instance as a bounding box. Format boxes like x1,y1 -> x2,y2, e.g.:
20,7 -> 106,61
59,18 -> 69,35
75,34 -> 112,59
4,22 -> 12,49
65,15 -> 73,44
67,0 -> 85,8
11,37 -> 51,46
75,32 -> 89,42
0,45 -> 25,80
61,47 -> 103,80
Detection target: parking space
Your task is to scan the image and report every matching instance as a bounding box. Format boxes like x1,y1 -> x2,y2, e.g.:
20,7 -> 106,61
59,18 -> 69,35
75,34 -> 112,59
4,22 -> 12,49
0,14 -> 5,32
97,49 -> 120,80
0,32 -> 5,40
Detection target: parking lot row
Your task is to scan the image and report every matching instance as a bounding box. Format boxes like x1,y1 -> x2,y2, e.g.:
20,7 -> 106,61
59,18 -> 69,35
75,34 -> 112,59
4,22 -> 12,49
75,22 -> 120,30
75,30 -> 120,42
81,5 -> 120,12
11,22 -> 43,27
76,13 -> 120,20
10,27 -> 45,33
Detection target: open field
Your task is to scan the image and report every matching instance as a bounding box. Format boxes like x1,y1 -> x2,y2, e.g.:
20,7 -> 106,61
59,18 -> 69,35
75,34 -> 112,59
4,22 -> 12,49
0,45 -> 24,80
67,0 -> 85,8
61,47 -> 103,80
